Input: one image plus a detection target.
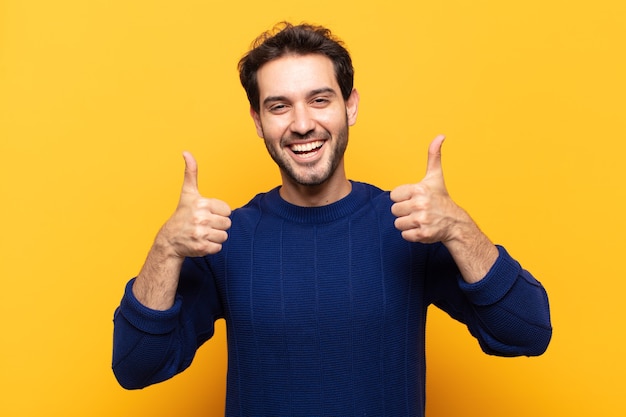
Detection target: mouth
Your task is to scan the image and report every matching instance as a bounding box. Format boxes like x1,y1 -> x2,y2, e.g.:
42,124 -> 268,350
289,140 -> 325,159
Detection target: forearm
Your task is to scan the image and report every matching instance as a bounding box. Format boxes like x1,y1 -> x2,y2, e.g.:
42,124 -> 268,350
133,230 -> 184,310
113,257 -> 223,389
113,280 -> 195,389
442,209 -> 499,284
456,246 -> 552,356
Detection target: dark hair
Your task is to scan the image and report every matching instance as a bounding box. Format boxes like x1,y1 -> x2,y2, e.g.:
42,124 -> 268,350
238,22 -> 354,113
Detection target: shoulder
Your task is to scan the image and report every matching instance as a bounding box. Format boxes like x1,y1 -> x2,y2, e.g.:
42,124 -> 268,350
351,181 -> 393,209
230,187 -> 278,220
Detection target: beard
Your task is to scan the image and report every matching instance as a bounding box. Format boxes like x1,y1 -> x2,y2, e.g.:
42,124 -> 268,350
262,122 -> 349,187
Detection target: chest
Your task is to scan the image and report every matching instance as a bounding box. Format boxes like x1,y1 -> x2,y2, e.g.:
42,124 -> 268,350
216,216 -> 427,339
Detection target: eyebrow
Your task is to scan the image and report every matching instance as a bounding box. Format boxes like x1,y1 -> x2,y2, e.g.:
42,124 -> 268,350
262,87 -> 338,107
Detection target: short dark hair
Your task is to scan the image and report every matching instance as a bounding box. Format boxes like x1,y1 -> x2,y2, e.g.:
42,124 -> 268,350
238,22 -> 354,113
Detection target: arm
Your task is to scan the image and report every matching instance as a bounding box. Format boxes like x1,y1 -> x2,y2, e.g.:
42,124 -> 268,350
133,152 -> 231,310
391,135 -> 551,354
391,135 -> 499,284
426,243 -> 552,356
113,258 -> 224,389
112,152 -> 231,388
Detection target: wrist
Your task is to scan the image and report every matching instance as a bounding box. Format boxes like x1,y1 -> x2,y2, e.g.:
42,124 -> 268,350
442,210 -> 499,284
442,206 -> 476,245
153,223 -> 185,260
132,227 -> 186,311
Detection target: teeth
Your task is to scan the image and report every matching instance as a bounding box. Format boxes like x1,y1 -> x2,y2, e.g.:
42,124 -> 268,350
291,140 -> 324,153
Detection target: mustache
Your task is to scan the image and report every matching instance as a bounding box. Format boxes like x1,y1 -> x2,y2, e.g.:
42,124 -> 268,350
283,130 -> 332,142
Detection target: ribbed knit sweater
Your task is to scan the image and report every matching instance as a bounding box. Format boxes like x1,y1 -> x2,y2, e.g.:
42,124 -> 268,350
113,181 -> 552,416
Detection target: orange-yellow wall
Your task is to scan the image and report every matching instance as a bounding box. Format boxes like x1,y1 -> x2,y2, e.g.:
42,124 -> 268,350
1,1 -> 625,416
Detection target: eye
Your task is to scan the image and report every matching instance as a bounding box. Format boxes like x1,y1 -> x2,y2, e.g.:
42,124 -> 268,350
268,103 -> 289,114
311,97 -> 330,107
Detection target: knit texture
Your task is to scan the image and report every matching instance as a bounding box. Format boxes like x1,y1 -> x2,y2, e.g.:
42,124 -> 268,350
113,181 -> 552,416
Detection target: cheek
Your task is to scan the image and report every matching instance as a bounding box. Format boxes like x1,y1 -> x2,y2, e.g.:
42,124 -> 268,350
258,117 -> 289,138
315,113 -> 345,133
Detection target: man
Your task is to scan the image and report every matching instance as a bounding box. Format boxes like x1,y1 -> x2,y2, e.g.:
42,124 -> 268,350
113,22 -> 552,416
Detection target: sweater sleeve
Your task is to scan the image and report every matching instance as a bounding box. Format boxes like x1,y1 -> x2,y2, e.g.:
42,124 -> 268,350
112,257 -> 223,389
426,244 -> 552,357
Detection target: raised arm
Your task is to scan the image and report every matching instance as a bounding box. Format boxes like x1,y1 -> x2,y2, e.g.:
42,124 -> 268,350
390,135 -> 498,284
112,152 -> 231,389
132,152 -> 231,310
391,136 -> 551,355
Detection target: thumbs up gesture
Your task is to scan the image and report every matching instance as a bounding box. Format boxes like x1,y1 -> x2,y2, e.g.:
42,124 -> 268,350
390,135 -> 467,244
390,135 -> 500,283
159,152 -> 232,258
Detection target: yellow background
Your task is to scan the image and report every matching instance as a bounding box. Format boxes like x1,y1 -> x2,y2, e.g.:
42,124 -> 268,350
1,0 -> 624,416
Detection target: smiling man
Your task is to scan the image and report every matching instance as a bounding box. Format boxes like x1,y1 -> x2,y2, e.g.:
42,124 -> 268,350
252,54 -> 357,205
112,23 -> 552,416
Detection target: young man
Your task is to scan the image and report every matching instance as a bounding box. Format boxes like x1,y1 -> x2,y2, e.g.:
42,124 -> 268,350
113,23 -> 552,416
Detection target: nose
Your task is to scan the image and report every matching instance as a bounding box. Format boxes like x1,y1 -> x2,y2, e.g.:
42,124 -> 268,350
290,104 -> 316,136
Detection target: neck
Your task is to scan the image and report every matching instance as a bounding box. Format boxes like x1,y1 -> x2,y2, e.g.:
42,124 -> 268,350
279,172 -> 352,207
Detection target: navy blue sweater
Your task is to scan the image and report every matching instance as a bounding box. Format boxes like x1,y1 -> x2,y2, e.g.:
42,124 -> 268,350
113,181 -> 552,416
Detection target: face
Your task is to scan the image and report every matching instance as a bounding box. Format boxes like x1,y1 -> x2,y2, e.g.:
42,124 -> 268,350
251,54 -> 359,189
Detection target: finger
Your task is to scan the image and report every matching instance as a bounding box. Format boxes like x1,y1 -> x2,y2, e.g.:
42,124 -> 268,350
393,215 -> 419,234
425,134 -> 446,177
202,241 -> 225,256
208,198 -> 232,218
182,151 -> 199,194
390,199 -> 414,218
196,198 -> 232,218
203,207 -> 232,231
389,184 -> 412,203
211,215 -> 232,232
390,183 -> 428,205
207,228 -> 229,244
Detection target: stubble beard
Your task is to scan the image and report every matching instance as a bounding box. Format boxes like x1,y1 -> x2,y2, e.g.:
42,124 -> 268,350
263,123 -> 349,187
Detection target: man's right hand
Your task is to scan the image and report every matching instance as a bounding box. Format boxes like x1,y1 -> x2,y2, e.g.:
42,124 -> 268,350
157,152 -> 232,258
132,152 -> 231,310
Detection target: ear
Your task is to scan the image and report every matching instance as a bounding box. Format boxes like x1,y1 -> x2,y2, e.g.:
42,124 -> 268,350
346,88 -> 360,126
250,107 -> 264,138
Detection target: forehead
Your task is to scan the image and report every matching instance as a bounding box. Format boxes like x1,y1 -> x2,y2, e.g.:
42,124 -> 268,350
256,54 -> 339,99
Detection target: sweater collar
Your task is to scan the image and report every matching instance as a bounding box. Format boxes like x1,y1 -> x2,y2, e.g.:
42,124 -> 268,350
262,181 -> 371,224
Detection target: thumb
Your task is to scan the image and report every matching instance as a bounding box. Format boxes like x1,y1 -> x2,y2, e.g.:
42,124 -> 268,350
181,151 -> 199,195
425,134 -> 446,178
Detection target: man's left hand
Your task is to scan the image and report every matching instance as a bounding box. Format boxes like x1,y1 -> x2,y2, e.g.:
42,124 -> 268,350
390,134 -> 467,244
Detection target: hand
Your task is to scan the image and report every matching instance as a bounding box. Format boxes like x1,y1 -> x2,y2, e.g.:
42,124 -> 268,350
390,135 -> 467,244
158,152 -> 232,257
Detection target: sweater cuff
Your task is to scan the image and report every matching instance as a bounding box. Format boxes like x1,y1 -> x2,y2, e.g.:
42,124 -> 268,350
458,245 -> 521,306
118,278 -> 182,335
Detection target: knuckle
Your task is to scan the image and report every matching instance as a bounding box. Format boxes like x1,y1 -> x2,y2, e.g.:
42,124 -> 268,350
413,183 -> 429,195
193,197 -> 209,209
191,214 -> 206,226
190,228 -> 205,242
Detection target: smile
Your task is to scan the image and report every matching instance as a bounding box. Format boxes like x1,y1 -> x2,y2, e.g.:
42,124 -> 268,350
290,140 -> 324,155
